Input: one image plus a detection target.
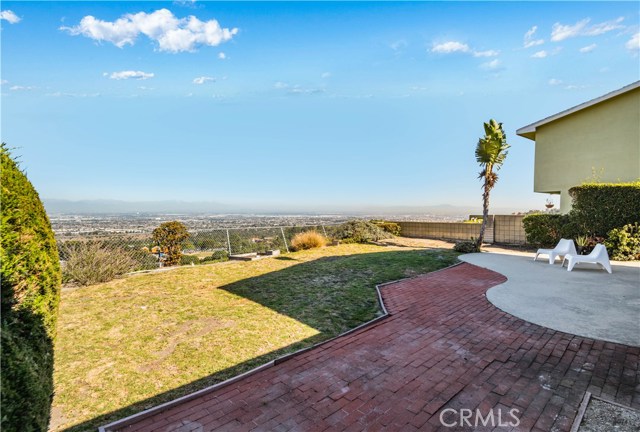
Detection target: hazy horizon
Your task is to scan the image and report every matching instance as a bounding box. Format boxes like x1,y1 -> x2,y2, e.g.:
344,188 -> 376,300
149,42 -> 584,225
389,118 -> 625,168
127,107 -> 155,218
42,197 -> 538,216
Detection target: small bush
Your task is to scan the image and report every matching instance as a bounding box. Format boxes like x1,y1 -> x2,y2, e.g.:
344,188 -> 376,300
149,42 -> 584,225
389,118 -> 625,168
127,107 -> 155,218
453,240 -> 480,253
201,250 -> 229,263
331,220 -> 392,244
62,242 -> 137,286
370,220 -> 401,236
569,182 -> 640,236
522,214 -> 579,247
290,230 -> 327,251
180,254 -> 200,266
605,223 -> 640,261
128,249 -> 159,271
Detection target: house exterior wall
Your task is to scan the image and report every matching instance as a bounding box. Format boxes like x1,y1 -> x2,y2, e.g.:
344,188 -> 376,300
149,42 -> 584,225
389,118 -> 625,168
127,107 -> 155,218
533,87 -> 640,213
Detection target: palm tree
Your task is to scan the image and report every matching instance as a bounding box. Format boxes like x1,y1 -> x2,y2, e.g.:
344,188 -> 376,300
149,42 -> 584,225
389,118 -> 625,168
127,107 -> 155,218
475,119 -> 510,250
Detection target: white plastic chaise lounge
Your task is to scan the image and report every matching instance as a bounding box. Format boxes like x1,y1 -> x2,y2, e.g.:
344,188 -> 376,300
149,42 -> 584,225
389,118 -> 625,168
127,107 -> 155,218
562,243 -> 612,274
534,238 -> 577,264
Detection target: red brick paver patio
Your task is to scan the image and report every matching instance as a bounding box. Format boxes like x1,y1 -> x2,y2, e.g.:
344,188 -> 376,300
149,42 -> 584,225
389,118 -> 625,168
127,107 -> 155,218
111,263 -> 640,432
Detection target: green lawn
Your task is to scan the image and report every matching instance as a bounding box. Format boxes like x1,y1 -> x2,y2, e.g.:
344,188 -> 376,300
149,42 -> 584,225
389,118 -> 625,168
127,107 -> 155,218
52,243 -> 458,431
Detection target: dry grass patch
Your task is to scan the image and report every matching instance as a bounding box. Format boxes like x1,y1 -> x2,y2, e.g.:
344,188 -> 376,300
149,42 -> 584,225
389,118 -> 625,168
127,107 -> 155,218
290,230 -> 327,251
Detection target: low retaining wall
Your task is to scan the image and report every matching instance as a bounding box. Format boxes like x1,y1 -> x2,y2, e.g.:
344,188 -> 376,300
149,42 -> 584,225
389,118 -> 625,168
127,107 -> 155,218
393,215 -> 526,245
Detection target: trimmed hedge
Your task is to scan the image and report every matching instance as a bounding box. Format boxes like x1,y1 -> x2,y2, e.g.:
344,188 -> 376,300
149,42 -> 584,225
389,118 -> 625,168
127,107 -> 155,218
569,182 -> 640,236
1,145 -> 62,431
522,214 -> 580,248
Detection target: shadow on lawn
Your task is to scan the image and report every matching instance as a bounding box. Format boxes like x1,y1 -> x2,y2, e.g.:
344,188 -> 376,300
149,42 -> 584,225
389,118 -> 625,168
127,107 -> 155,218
63,248 -> 458,432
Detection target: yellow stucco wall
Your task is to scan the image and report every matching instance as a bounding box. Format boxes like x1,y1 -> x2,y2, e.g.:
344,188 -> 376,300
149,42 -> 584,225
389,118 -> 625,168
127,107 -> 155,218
533,87 -> 640,213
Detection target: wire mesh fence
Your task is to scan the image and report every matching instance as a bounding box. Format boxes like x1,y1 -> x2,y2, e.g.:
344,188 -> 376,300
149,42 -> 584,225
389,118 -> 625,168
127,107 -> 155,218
56,224 -> 341,272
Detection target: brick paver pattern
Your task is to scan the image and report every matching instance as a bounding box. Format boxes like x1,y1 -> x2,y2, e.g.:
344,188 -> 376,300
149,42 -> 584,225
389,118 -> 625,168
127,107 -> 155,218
116,263 -> 640,432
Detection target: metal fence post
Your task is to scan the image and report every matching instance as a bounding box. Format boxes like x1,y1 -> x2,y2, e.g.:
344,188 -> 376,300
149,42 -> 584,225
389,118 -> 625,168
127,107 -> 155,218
280,227 -> 290,253
226,229 -> 232,255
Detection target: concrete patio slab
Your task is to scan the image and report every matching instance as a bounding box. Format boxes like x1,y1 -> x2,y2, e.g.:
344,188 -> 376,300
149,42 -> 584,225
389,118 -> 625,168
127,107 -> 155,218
460,252 -> 640,347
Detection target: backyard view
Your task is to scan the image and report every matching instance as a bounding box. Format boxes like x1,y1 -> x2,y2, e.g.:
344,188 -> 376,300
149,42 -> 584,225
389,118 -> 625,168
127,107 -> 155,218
1,1 -> 639,432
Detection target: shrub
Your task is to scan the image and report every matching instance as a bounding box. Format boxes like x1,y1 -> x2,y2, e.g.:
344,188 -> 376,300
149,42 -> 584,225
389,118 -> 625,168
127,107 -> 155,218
180,254 -> 200,266
201,249 -> 229,263
569,182 -> 640,236
128,248 -> 160,271
290,230 -> 327,251
331,220 -> 393,244
62,242 -> 137,286
1,145 -> 62,431
605,223 -> 640,261
453,240 -> 480,253
152,221 -> 190,266
522,214 -> 580,247
370,220 -> 401,236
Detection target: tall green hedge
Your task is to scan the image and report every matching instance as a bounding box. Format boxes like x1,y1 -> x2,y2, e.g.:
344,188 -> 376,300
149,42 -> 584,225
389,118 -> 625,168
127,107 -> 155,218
569,182 -> 640,236
1,145 -> 62,431
522,214 -> 580,247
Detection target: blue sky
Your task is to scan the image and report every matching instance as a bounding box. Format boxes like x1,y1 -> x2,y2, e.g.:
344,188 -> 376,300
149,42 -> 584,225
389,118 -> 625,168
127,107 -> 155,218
2,1 -> 639,213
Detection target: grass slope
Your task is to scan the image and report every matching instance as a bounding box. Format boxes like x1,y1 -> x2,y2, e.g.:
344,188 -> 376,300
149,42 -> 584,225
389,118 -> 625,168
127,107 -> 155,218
52,243 -> 458,431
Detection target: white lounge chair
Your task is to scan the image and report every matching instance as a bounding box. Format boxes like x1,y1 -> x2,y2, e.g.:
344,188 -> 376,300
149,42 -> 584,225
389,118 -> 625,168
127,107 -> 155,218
563,244 -> 612,273
534,238 -> 577,264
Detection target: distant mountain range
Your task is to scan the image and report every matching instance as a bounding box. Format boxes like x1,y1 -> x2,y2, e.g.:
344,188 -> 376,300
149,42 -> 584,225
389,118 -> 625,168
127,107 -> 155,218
43,199 -> 522,216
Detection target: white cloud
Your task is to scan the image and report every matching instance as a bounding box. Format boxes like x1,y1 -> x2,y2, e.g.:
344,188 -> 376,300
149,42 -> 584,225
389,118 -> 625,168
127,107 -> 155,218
626,32 -> 640,53
431,41 -> 470,54
288,85 -> 324,95
524,26 -> 544,48
61,8 -> 238,53
218,52 -> 226,59
551,17 -> 624,42
46,91 -> 100,98
551,19 -> 590,41
579,43 -> 597,53
273,82 -> 323,95
109,70 -> 154,80
174,0 -> 198,7
473,50 -> 499,57
584,17 -> 625,36
321,72 -> 331,78
0,80 -> 8,85
548,78 -> 562,86
10,85 -> 35,91
193,76 -> 215,84
0,10 -> 21,24
390,39 -> 407,51
531,50 -> 548,58
480,59 -> 501,70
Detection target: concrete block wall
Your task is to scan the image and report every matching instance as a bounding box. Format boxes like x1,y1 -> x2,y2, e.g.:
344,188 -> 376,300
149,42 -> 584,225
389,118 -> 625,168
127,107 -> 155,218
393,215 -> 525,245
395,217 -> 493,243
494,215 -> 527,244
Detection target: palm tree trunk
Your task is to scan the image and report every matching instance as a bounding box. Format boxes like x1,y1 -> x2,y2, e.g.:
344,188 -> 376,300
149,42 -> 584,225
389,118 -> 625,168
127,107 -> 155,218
476,173 -> 491,250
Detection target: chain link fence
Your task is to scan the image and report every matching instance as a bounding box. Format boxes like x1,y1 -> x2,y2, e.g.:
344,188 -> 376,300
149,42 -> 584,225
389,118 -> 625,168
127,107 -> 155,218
56,224 -> 342,273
